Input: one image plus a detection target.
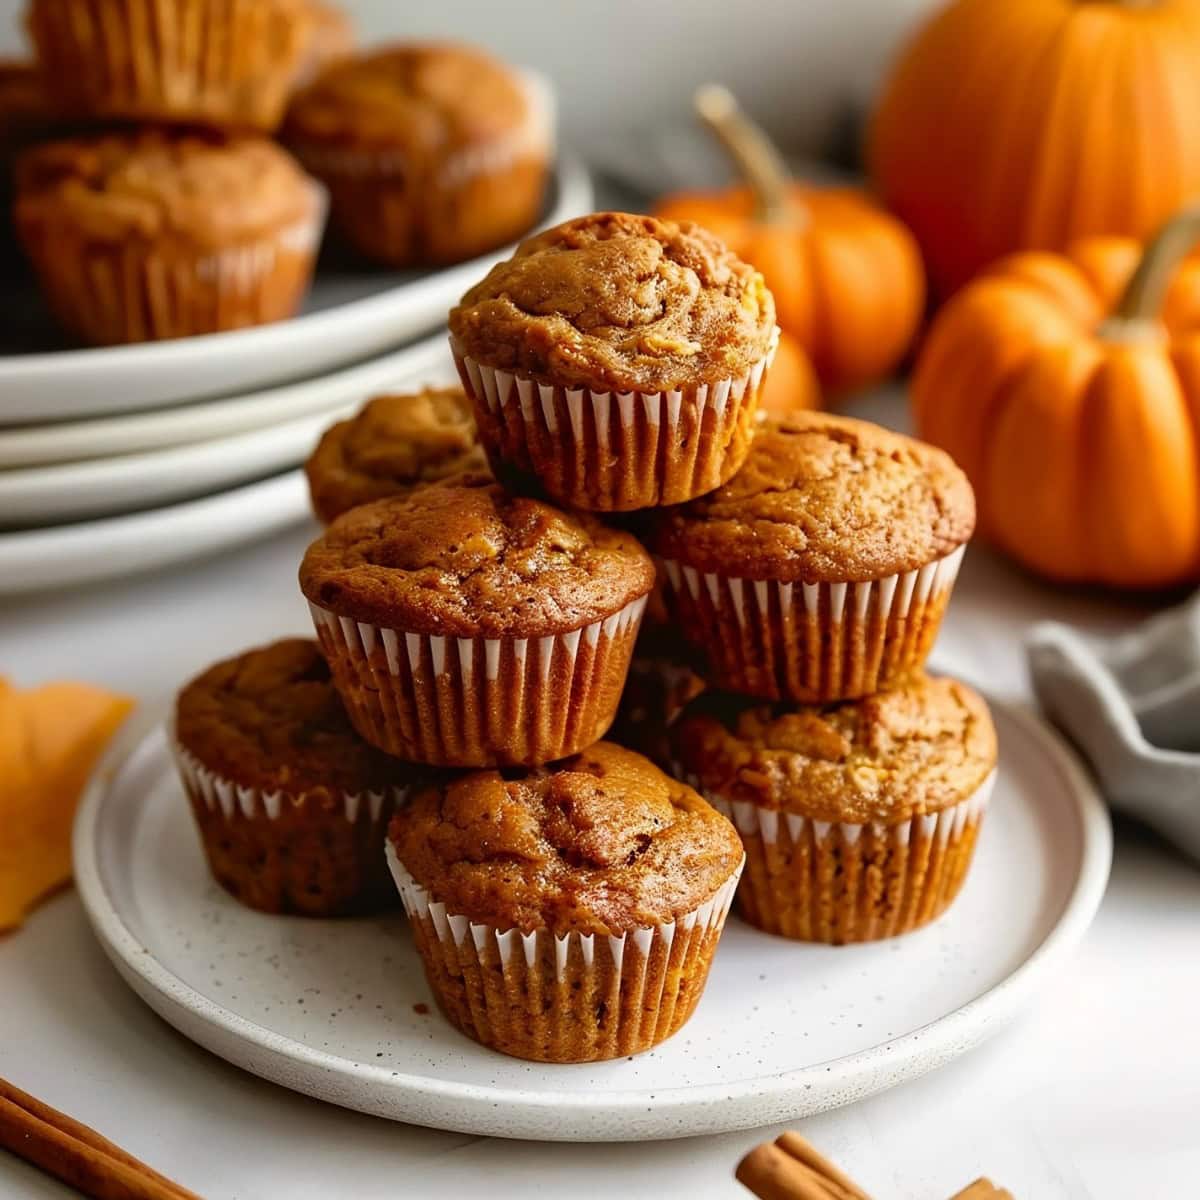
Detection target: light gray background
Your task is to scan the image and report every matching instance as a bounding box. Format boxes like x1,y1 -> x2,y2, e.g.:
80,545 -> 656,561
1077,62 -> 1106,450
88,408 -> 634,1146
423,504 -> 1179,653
1,0 -> 935,161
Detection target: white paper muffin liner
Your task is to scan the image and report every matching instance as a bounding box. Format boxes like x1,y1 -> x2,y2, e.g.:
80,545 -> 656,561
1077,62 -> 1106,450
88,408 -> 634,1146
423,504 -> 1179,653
683,768 -> 995,944
450,328 -> 779,511
171,737 -> 406,915
387,844 -> 743,1062
657,543 -> 966,701
308,593 -> 648,766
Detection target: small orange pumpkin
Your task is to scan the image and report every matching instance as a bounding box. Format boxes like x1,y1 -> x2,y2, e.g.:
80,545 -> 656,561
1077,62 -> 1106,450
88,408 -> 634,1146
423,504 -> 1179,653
655,86 -> 924,395
913,208 -> 1200,589
759,331 -> 821,418
870,0 -> 1200,298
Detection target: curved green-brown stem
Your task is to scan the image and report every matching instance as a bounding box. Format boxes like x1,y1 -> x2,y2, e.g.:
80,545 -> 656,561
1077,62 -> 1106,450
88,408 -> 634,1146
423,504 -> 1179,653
693,84 -> 798,225
1104,205 -> 1200,337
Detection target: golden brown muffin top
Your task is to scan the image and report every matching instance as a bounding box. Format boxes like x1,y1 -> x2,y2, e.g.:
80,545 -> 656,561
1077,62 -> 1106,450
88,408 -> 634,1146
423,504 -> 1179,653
284,41 -> 532,152
674,675 -> 996,824
175,639 -> 407,798
15,130 -> 319,247
449,211 -> 777,393
390,741 -> 743,934
300,483 -> 656,637
305,388 -> 490,523
651,413 -> 975,582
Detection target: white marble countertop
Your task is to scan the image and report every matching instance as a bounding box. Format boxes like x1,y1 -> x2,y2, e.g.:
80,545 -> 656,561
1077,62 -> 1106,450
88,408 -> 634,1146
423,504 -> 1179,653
3,407 -> 1199,1198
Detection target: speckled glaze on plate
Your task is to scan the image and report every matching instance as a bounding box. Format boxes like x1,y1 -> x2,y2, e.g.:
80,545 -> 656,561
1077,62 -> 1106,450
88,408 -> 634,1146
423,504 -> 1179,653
73,700 -> 1110,1141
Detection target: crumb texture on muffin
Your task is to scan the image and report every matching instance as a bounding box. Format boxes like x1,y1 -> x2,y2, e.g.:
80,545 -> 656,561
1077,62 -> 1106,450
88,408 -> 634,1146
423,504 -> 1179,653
175,638 -> 402,797
16,131 -> 318,247
391,741 -> 743,933
300,484 -> 656,637
651,412 -> 976,581
285,42 -> 534,150
449,211 -> 777,392
674,674 -> 996,824
305,388 -> 489,522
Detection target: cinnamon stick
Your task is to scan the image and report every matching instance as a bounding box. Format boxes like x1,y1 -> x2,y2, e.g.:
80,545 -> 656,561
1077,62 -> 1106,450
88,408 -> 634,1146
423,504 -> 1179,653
948,1182 -> 1013,1200
0,1077 -> 201,1200
735,1133 -> 873,1200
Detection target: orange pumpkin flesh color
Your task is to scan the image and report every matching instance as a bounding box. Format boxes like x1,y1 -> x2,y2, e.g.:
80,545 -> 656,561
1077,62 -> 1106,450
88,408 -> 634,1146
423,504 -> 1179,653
913,208 -> 1200,590
759,330 -> 821,418
655,86 -> 923,395
869,0 -> 1200,298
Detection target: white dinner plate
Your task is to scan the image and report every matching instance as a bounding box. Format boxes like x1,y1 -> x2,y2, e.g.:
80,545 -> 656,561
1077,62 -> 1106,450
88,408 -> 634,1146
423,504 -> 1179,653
0,152 -> 590,424
0,333 -> 455,470
0,469 -> 310,594
74,703 -> 1111,1141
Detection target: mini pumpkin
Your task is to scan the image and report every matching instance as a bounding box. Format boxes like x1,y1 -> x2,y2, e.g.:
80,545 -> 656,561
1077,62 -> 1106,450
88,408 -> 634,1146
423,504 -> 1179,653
655,86 -> 924,395
913,208 -> 1200,589
870,0 -> 1200,298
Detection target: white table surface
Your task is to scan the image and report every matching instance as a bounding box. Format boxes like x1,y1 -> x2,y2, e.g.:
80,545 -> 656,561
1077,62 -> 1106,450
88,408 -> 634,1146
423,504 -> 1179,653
3,397 -> 1199,1199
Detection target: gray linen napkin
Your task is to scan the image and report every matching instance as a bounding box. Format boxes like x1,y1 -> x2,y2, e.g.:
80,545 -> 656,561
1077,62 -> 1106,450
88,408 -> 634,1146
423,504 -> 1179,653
1028,595 -> 1200,863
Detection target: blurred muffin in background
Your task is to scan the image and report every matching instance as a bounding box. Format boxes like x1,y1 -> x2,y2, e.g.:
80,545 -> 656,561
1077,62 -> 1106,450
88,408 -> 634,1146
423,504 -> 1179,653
283,42 -> 550,267
16,130 -> 325,345
293,0 -> 356,90
26,0 -> 313,131
305,387 -> 490,523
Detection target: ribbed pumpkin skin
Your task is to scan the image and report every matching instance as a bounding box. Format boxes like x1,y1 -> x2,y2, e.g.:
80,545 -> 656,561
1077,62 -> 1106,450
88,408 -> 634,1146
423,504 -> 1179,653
870,0 -> 1200,298
912,239 -> 1200,589
654,186 -> 923,394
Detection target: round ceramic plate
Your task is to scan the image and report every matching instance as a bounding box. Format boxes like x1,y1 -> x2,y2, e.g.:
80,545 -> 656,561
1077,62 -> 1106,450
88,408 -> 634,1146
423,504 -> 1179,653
0,470 -> 310,594
0,333 -> 453,469
74,702 -> 1110,1142
0,150 -> 589,424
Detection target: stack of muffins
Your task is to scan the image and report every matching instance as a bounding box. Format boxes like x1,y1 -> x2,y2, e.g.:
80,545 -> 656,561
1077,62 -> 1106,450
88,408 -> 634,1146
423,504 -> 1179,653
171,209 -> 996,1067
5,0 -> 549,345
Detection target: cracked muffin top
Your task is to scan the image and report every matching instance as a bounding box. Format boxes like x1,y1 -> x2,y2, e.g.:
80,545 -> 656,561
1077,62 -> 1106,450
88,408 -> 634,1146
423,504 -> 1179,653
448,211 -> 777,392
305,388 -> 490,523
175,639 -> 407,798
389,741 -> 743,933
673,674 -> 996,824
650,412 -> 975,582
284,42 -> 538,154
15,130 -> 319,247
299,483 -> 656,637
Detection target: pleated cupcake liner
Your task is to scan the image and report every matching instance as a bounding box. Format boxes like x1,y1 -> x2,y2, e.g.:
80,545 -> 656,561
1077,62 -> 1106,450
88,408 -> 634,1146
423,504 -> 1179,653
387,846 -> 743,1062
308,594 -> 648,767
171,738 -> 407,917
450,328 -> 780,511
28,0 -> 310,129
684,769 -> 994,944
18,187 -> 326,345
657,543 -> 966,701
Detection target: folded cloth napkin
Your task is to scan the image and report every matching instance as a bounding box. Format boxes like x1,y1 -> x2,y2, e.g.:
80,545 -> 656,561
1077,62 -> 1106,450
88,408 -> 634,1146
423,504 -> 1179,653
1028,595 -> 1200,863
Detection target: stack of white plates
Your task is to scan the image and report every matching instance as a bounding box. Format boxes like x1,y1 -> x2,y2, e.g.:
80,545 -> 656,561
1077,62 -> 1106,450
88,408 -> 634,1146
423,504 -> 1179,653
0,156 -> 592,595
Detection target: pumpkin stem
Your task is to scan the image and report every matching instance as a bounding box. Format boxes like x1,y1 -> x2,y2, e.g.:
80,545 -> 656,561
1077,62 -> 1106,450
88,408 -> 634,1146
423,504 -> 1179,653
694,84 -> 796,225
1111,204 -> 1200,324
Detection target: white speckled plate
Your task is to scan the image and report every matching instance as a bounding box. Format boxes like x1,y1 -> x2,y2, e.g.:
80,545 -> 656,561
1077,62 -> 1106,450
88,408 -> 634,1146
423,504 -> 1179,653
74,701 -> 1110,1141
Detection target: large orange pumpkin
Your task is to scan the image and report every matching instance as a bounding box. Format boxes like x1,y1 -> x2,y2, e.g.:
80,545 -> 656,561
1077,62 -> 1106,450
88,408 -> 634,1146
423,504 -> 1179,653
913,209 -> 1200,589
759,331 -> 821,418
656,86 -> 924,395
870,0 -> 1200,299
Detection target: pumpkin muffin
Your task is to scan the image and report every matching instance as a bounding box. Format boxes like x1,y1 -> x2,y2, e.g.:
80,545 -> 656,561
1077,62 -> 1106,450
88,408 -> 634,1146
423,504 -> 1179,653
15,130 -> 324,345
300,483 -> 655,766
293,0 -> 356,89
305,387 -> 490,523
26,0 -> 313,131
449,211 -> 779,511
649,412 -> 975,701
173,639 -> 414,917
673,674 -> 997,944
283,42 -> 549,267
387,741 -> 744,1062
